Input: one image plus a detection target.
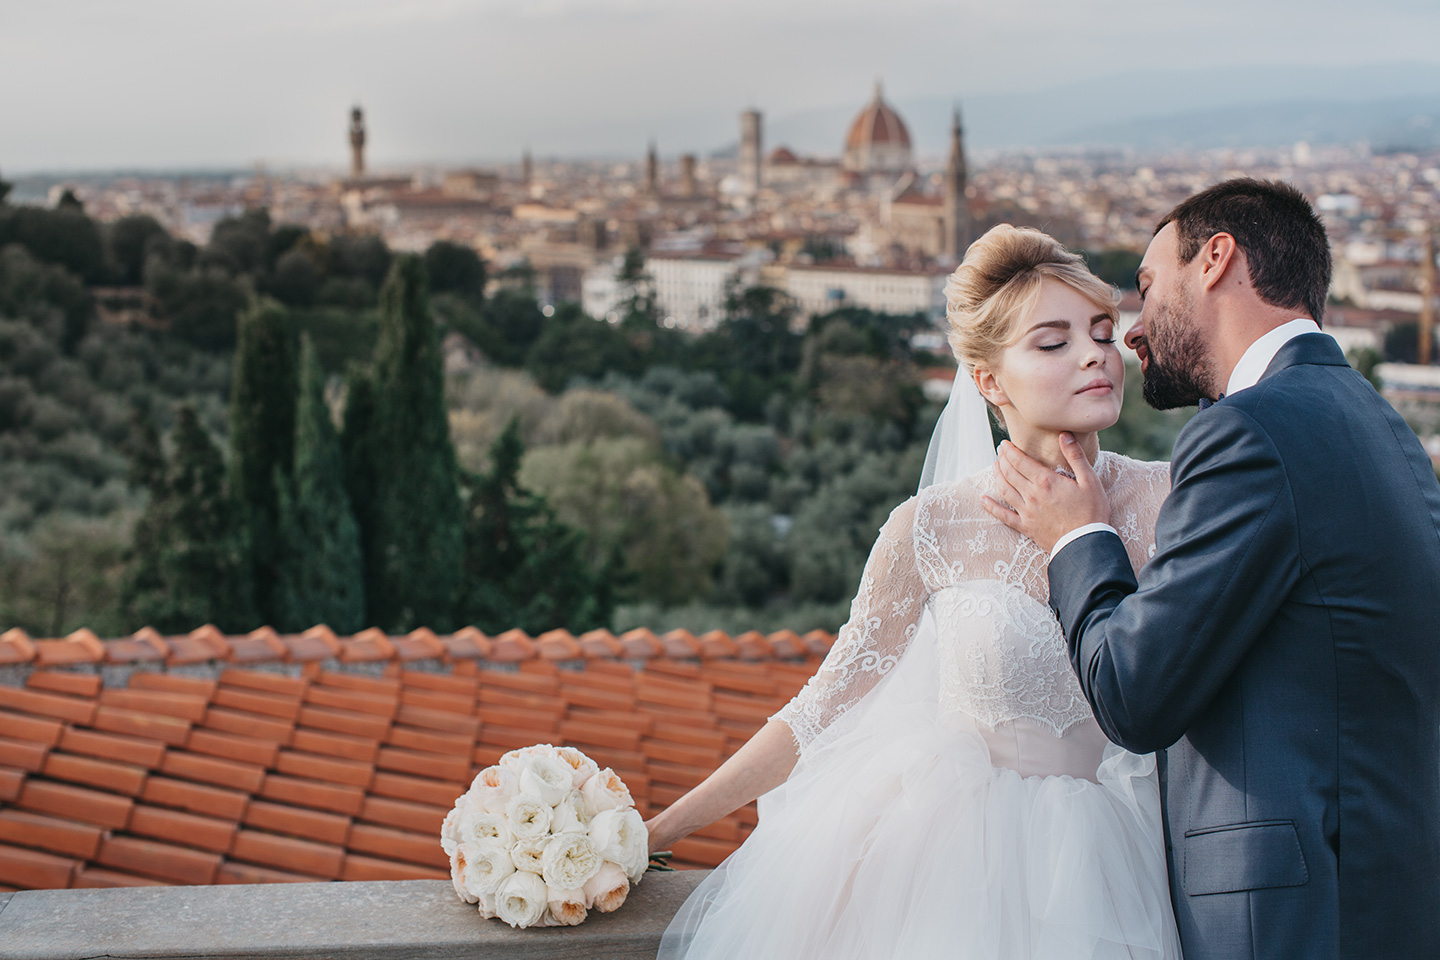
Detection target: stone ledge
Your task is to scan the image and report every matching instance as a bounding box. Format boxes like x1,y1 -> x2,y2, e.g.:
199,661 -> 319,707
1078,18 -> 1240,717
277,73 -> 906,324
0,873 -> 708,960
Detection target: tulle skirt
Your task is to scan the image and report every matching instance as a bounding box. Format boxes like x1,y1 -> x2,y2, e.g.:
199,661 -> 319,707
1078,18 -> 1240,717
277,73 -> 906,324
657,707 -> 1182,960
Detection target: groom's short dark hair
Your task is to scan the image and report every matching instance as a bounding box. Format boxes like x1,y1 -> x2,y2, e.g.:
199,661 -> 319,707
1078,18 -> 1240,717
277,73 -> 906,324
1156,178 -> 1332,324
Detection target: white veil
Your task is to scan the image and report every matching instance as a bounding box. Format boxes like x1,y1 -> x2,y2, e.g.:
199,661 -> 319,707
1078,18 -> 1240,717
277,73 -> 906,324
918,367 -> 997,491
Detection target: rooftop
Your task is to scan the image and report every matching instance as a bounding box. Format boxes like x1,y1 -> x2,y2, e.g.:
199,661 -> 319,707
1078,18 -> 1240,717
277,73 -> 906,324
0,624 -> 834,891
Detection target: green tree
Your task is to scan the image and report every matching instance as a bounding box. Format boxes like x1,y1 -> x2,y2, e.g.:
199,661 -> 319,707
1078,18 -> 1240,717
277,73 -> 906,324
525,302 -> 638,391
229,300 -> 297,622
351,255 -> 464,631
123,405 -> 256,632
205,209 -> 272,275
107,215 -> 170,287
0,203 -> 107,284
424,241 -> 486,302
274,338 -> 365,632
146,260 -> 249,350
458,419 -> 617,634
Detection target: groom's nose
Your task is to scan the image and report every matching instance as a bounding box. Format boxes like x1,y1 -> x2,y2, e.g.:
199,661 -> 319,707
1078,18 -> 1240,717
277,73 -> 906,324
1123,317 -> 1145,352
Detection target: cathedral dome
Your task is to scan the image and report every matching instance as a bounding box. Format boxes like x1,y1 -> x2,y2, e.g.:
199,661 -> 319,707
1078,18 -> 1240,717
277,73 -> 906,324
843,81 -> 913,175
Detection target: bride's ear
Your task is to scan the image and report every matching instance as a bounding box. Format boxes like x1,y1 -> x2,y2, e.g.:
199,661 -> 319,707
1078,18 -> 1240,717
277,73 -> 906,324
972,366 -> 1008,409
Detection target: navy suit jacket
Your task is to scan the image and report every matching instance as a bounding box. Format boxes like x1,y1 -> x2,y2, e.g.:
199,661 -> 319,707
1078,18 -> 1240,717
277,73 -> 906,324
1049,334 -> 1440,960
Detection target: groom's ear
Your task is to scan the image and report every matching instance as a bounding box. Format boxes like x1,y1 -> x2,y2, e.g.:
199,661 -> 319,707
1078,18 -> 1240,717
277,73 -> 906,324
1197,232 -> 1240,293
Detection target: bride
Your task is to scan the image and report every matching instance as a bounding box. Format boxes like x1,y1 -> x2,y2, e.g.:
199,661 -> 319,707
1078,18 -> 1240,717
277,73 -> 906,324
646,225 -> 1183,959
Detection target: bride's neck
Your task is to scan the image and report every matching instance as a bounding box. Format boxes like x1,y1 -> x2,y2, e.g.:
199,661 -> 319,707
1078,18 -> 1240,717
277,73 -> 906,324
1004,424 -> 1101,474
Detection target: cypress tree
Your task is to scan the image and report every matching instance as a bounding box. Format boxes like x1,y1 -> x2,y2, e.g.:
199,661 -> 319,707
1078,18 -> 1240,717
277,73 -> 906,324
458,418 -> 619,634
123,406 -> 256,633
362,254 -> 463,631
273,337 -> 365,633
341,363 -> 379,620
229,300 -> 297,623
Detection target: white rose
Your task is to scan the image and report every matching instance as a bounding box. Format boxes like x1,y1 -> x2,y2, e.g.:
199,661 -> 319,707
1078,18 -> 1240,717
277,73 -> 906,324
469,765 -> 518,814
587,807 -> 649,883
551,790 -> 589,835
459,809 -> 514,849
510,836 -> 546,874
579,767 -> 633,815
495,870 -> 549,928
476,893 -> 497,919
545,884 -> 587,926
582,860 -> 630,913
441,800 -> 468,857
554,746 -> 600,789
499,743 -> 559,776
459,839 -> 516,897
519,754 -> 574,806
540,831 -> 604,890
506,793 -> 554,841
449,850 -> 478,904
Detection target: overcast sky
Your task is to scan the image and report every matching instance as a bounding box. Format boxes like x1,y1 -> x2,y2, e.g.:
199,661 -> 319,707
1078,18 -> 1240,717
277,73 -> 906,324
4,0 -> 1440,172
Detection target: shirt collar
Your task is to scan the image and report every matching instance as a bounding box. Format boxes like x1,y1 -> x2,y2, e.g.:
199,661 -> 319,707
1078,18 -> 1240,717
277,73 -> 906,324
1224,318 -> 1324,398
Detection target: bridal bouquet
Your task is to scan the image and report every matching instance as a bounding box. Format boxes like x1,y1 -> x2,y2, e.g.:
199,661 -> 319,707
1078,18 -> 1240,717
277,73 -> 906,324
441,743 -> 649,928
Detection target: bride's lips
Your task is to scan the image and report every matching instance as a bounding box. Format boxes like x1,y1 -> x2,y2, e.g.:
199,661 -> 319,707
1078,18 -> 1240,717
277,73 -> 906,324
1076,378 -> 1114,395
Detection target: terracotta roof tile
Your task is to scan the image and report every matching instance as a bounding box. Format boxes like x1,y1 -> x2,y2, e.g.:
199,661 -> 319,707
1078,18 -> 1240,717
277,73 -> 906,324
696,630 -> 738,659
400,687 -> 475,715
73,865 -> 167,888
0,842 -> 77,889
641,659 -> 702,679
368,771 -> 464,809
230,627 -> 288,664
374,747 -> 469,783
26,671 -> 102,699
314,671 -> 400,696
159,751 -> 266,793
477,723 -> 548,752
243,800 -> 352,846
337,628 -> 396,663
384,727 -> 472,759
1,767 -> 38,804
128,672 -> 217,699
304,685 -> 396,719
0,809 -> 103,860
0,685 -> 96,725
393,628 -> 445,662
0,628 -> 36,665
279,632 -> 339,663
669,835 -> 736,868
534,629 -> 582,660
0,737 -> 49,773
99,689 -> 209,723
157,630 -> 220,667
20,779 -> 133,829
287,728 -> 378,764
103,632 -> 168,665
127,804 -> 237,854
32,631 -> 105,668
659,629 -> 702,659
641,739 -> 723,767
274,750 -> 373,789
559,683 -> 632,713
212,687 -> 302,722
358,795 -> 447,835
567,706 -> 651,731
140,776 -> 249,821
802,629 -> 836,656
91,705 -> 191,747
475,668 -> 557,696
439,627 -> 490,661
202,707 -> 294,744
230,828 -> 344,879
637,674 -> 712,711
558,720 -> 642,753
97,835 -> 220,885
339,853 -> 447,882
394,704 -> 478,737
475,704 -> 557,734
475,688 -> 557,714
259,774 -> 365,817
292,705 -> 387,742
395,669 -> 476,697
184,624 -> 232,658
220,668 -> 306,699
618,628 -> 663,659
346,823 -> 445,869
487,629 -> 535,663
636,703 -> 720,729
0,710 -> 64,748
731,630 -> 771,659
185,728 -> 281,768
58,728 -> 164,769
298,624 -> 342,654
215,860 -> 312,884
43,752 -> 148,796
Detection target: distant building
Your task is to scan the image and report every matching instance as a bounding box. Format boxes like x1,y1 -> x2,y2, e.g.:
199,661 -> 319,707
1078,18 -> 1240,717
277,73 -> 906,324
349,107 -> 366,179
842,81 -> 912,178
739,110 -> 763,199
782,262 -> 948,324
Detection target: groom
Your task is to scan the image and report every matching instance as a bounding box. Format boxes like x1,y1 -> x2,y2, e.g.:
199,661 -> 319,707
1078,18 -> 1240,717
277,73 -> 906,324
983,179 -> 1440,960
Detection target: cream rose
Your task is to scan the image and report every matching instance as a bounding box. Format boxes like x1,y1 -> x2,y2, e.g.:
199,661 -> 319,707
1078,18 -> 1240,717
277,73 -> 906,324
551,790 -> 589,835
495,870 -> 548,928
518,753 -> 574,806
582,860 -> 630,913
449,849 -> 478,904
554,746 -> 600,789
459,810 -> 513,849
499,743 -> 559,776
459,839 -> 516,897
540,831 -> 604,890
441,799 -> 469,857
545,884 -> 588,926
587,807 -> 649,883
505,793 -> 553,841
476,893 -> 497,920
510,836 -> 546,874
469,765 -> 518,814
579,767 -> 633,815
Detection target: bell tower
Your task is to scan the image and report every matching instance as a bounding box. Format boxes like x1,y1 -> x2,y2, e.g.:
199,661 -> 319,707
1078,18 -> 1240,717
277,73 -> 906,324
943,106 -> 971,261
349,106 -> 366,179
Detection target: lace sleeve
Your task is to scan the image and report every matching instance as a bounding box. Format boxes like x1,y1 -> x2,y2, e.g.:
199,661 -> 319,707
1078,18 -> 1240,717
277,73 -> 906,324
772,498 -> 927,754
1108,457 -> 1172,571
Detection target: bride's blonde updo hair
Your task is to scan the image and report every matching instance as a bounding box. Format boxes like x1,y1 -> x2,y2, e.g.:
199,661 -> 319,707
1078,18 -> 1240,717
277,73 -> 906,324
945,224 -> 1120,374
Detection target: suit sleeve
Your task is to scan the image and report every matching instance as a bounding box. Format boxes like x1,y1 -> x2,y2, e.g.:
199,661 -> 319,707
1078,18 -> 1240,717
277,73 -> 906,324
1049,406 -> 1302,753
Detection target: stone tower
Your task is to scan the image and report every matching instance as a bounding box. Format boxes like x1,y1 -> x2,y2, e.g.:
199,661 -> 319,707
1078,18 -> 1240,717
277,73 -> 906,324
522,148 -> 533,188
646,141 -> 659,196
739,109 -> 762,198
943,106 -> 972,261
349,106 -> 366,179
679,154 -> 697,198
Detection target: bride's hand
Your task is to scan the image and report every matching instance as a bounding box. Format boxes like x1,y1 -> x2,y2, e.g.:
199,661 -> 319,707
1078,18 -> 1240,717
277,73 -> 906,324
981,434 -> 1112,554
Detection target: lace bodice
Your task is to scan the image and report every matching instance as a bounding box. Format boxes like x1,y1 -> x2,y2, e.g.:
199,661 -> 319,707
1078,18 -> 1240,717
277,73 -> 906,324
774,451 -> 1170,768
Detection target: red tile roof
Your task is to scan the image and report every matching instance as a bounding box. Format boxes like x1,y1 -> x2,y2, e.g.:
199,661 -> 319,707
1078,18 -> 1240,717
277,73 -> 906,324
0,625 -> 832,889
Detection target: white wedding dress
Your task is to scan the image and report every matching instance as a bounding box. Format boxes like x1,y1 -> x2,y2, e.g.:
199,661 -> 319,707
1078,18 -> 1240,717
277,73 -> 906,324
658,451 -> 1183,960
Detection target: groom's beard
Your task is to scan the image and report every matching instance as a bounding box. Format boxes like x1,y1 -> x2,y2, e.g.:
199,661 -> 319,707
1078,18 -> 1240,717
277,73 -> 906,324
1141,282 -> 1215,410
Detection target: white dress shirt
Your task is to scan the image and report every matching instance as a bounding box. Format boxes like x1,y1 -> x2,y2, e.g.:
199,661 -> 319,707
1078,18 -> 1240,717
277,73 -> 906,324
1048,318 -> 1329,562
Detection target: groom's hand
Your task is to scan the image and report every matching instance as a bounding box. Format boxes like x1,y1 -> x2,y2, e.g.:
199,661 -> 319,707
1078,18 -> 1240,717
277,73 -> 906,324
980,434 -> 1112,554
